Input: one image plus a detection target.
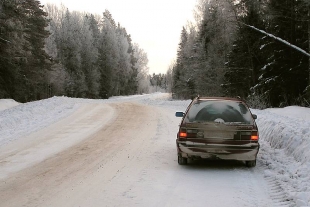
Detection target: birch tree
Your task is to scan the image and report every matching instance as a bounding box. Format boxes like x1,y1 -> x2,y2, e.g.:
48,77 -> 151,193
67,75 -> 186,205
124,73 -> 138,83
133,43 -> 149,94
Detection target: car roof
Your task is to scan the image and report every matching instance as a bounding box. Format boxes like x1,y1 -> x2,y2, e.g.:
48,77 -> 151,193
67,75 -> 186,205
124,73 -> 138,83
194,96 -> 244,102
193,96 -> 250,106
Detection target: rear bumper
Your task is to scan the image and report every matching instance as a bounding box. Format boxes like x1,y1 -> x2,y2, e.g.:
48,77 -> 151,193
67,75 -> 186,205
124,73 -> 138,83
176,140 -> 259,161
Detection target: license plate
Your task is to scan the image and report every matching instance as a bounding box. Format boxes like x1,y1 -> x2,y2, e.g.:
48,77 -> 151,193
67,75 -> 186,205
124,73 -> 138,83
185,141 -> 206,146
204,131 -> 234,139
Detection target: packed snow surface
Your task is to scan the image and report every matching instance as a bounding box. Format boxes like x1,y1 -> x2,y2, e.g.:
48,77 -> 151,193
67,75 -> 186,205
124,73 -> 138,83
0,99 -> 19,111
0,93 -> 309,206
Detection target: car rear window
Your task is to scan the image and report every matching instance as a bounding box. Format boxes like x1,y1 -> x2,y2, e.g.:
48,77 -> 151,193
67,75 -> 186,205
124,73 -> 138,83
183,100 -> 253,124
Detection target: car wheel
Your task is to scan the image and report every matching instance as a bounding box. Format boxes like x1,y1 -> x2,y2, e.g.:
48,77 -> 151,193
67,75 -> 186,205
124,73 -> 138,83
246,160 -> 256,167
178,155 -> 188,165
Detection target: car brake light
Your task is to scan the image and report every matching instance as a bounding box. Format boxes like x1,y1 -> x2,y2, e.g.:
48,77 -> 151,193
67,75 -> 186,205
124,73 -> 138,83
251,132 -> 259,140
179,132 -> 187,138
179,128 -> 187,138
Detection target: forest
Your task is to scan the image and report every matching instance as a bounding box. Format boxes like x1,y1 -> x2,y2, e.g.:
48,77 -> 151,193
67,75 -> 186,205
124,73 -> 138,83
0,0 -> 150,102
1,0 -> 310,108
170,0 -> 310,107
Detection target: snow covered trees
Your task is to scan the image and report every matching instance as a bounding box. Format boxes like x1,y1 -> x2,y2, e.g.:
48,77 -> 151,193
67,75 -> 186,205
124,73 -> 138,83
171,0 -> 310,107
48,7 -> 149,99
0,1 -> 149,101
172,0 -> 234,99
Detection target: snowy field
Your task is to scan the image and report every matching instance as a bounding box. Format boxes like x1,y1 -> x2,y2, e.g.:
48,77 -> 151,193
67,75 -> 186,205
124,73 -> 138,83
0,93 -> 309,206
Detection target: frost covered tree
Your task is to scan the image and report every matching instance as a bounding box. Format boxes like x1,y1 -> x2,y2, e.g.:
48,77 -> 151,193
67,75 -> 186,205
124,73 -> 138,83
57,9 -> 88,97
133,43 -> 150,94
80,14 -> 100,98
198,0 -> 234,96
165,61 -> 175,93
1,2 -> 148,100
171,0 -> 235,99
171,0 -> 310,107
115,25 -> 133,95
172,27 -> 190,98
43,6 -> 146,99
98,10 -> 119,98
44,3 -> 68,96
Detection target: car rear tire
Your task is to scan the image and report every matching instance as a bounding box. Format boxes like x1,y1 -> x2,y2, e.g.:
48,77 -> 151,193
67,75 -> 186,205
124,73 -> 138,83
178,155 -> 188,165
246,160 -> 256,167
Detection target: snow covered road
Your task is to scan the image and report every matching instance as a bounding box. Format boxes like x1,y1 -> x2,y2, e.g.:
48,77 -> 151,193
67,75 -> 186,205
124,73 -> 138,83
0,103 -> 115,179
0,94 -> 309,206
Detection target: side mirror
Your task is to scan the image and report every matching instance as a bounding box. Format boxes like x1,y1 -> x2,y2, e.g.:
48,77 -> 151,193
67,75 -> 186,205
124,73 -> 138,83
175,112 -> 184,117
252,114 -> 257,120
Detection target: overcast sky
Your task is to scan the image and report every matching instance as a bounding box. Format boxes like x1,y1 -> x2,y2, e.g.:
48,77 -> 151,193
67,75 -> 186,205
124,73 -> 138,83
39,0 -> 197,74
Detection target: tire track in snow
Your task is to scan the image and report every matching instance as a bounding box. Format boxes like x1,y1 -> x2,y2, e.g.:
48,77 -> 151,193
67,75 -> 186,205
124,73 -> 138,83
264,176 -> 295,207
259,145 -> 296,207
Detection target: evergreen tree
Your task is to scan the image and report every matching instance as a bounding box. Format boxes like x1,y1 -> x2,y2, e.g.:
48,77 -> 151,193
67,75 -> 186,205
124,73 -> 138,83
198,0 -> 234,97
224,0 -> 265,99
172,27 -> 190,98
81,14 -> 100,98
0,0 -> 25,99
98,10 -> 119,98
0,0 -> 51,102
255,0 -> 309,106
126,33 -> 138,95
20,0 -> 51,101
115,24 -> 132,95
1,3 -> 147,100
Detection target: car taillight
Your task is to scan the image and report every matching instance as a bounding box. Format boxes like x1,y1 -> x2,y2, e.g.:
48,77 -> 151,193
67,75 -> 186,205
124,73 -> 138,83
179,129 -> 187,138
251,131 -> 259,141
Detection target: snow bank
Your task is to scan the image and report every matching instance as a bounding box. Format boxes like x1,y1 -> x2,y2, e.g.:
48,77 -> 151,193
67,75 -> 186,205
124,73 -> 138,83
266,106 -> 310,122
252,107 -> 310,206
253,107 -> 310,163
0,97 -> 86,147
0,99 -> 20,111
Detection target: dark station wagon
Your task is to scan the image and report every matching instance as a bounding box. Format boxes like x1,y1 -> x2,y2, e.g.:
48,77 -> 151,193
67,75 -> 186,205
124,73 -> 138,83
175,97 -> 259,167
